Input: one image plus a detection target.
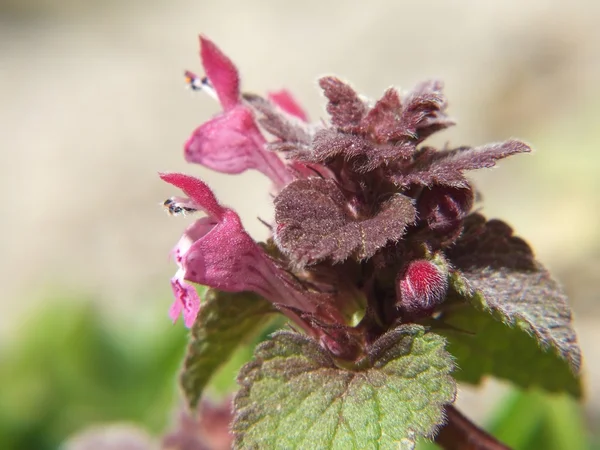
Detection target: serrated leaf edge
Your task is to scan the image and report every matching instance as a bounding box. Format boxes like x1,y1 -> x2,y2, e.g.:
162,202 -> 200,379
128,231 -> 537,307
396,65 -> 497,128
234,328 -> 456,449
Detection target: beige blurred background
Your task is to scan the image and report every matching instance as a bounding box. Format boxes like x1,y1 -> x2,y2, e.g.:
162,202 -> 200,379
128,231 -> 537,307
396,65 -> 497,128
1,0 -> 599,425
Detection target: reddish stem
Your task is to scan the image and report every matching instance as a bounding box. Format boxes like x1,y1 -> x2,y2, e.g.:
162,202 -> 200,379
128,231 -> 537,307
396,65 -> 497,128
434,405 -> 512,450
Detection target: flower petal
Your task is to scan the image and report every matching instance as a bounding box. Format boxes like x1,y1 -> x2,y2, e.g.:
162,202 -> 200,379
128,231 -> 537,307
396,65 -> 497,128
162,173 -> 318,316
268,89 -> 309,122
168,217 -> 218,327
184,107 -> 291,187
171,272 -> 201,327
183,210 -> 287,300
172,216 -> 220,263
199,36 -> 240,111
160,172 -> 225,219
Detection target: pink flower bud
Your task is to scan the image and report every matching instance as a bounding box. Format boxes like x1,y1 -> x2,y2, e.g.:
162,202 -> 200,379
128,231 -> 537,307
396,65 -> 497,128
396,259 -> 448,314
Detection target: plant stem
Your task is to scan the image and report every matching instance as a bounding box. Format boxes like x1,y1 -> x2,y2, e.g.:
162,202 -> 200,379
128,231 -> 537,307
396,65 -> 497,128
434,405 -> 512,450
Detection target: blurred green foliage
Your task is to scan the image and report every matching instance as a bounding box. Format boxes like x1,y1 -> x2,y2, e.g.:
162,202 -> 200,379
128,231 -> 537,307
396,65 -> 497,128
0,298 -> 188,450
487,389 -> 595,450
0,298 -> 596,450
417,389 -> 597,450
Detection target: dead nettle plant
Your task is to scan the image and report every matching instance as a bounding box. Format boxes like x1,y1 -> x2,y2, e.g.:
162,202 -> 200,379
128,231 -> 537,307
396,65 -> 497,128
160,36 -> 583,450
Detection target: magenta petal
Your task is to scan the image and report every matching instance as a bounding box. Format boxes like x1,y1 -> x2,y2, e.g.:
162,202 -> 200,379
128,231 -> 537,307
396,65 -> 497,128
183,211 -> 273,294
163,174 -> 318,323
182,210 -> 316,314
184,107 -> 262,173
199,36 -> 240,111
184,106 -> 291,187
168,217 -> 219,328
268,89 -> 309,122
170,274 -> 201,327
160,173 -> 225,219
172,216 -> 219,263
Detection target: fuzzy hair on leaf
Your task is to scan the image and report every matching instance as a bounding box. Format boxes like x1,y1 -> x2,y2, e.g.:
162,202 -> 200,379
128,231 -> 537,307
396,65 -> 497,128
274,178 -> 416,266
447,214 -> 581,373
391,140 -> 531,188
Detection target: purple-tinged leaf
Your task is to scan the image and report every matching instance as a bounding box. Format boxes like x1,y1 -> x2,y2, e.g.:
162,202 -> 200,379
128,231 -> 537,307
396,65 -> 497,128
391,140 -> 531,188
441,214 -> 582,393
447,213 -> 536,272
319,76 -> 367,132
243,93 -> 311,144
308,128 -> 411,172
274,178 -> 416,266
360,82 -> 453,145
361,87 -> 405,142
304,80 -> 454,172
400,80 -> 455,142
437,287 -> 582,397
417,185 -> 474,231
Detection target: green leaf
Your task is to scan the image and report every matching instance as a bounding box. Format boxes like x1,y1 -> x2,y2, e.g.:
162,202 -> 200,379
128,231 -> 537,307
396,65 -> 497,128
208,315 -> 288,397
180,289 -> 274,409
437,289 -> 582,396
441,214 -> 582,396
233,325 -> 456,450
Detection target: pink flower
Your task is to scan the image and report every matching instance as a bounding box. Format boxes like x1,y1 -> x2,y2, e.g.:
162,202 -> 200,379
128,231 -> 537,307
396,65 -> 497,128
268,89 -> 309,122
184,36 -> 293,188
161,172 -> 319,326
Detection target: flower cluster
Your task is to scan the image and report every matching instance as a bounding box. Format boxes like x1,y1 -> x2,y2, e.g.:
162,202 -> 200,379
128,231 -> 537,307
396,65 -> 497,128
162,36 -> 530,360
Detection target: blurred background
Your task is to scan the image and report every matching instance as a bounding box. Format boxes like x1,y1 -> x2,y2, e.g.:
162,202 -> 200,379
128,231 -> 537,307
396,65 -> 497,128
1,0 -> 599,448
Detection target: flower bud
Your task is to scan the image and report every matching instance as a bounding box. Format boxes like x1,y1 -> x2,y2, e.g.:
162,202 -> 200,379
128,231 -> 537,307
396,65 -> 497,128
396,259 -> 448,314
417,185 -> 474,231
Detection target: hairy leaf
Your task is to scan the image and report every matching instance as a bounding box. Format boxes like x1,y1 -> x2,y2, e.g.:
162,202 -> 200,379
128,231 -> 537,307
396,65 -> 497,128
439,214 -> 582,395
180,289 -> 274,409
399,80 -> 455,142
244,93 -> 312,144
391,140 -> 531,188
361,87 -> 405,141
306,81 -> 454,172
308,129 -> 410,172
233,326 -> 456,449
319,76 -> 367,132
274,178 -> 416,266
416,185 -> 474,231
413,185 -> 475,250
437,291 -> 582,397
361,81 -> 453,145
